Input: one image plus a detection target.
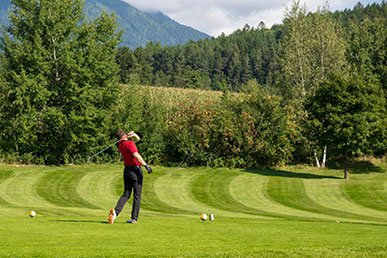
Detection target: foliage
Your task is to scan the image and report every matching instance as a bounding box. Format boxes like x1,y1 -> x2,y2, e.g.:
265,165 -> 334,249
113,85 -> 169,164
281,0 -> 311,101
347,17 -> 387,94
306,74 -> 387,178
116,25 -> 283,91
83,84 -> 296,168
112,85 -> 221,165
164,90 -> 296,167
0,0 -> 122,164
281,0 -> 347,106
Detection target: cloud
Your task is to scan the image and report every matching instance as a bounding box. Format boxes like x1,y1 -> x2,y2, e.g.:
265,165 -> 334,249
122,0 -> 383,37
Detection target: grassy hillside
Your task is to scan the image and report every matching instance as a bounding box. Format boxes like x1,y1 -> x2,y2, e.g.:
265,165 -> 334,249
0,163 -> 386,256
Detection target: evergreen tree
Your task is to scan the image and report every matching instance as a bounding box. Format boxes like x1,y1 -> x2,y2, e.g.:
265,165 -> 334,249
116,46 -> 136,84
0,0 -> 122,164
347,17 -> 387,96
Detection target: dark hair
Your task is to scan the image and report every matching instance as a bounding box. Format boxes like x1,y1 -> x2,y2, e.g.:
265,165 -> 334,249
116,129 -> 126,140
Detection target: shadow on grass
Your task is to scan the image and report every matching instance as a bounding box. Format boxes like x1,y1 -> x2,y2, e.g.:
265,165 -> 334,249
51,219 -> 107,224
327,160 -> 384,174
244,168 -> 340,179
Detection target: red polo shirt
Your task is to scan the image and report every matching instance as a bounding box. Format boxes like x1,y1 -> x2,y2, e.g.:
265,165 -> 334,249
118,140 -> 141,166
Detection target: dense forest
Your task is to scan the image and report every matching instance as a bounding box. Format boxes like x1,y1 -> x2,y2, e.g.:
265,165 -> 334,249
116,1 -> 386,95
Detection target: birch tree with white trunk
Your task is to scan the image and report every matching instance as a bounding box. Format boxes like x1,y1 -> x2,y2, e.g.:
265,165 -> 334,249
282,0 -> 347,167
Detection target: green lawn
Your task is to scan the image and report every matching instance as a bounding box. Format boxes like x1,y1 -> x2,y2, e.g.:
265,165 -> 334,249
0,163 -> 386,257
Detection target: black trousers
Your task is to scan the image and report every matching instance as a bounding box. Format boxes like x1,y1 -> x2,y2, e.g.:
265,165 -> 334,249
114,166 -> 143,220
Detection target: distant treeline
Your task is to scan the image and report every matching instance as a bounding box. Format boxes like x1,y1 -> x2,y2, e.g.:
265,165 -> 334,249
116,1 -> 386,94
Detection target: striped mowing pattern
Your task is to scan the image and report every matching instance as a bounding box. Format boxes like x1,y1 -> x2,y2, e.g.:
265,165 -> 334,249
0,165 -> 386,224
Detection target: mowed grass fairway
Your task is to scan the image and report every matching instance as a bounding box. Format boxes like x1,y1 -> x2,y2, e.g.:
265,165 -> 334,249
0,164 -> 386,257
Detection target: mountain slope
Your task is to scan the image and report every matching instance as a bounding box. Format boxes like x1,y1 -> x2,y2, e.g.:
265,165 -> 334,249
0,0 -> 210,49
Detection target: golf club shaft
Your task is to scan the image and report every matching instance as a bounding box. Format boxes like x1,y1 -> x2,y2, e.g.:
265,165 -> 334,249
87,139 -> 120,163
87,133 -> 136,163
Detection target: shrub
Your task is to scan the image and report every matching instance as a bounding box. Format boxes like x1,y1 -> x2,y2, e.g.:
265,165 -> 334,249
164,90 -> 295,167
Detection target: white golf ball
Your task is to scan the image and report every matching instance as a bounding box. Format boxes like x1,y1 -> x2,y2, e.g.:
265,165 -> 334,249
29,211 -> 36,217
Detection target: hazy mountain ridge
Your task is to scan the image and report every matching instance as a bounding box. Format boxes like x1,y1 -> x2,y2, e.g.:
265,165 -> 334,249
0,0 -> 210,49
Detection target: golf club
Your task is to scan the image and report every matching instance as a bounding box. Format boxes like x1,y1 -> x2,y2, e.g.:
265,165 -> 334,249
87,134 -> 128,163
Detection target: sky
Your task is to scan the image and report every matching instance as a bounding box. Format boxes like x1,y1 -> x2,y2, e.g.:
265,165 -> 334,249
122,0 -> 383,37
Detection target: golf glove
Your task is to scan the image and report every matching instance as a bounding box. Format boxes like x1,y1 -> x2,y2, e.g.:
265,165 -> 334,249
145,164 -> 152,174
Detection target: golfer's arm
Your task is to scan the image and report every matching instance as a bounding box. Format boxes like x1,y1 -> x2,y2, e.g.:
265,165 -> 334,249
128,131 -> 140,142
133,152 -> 147,166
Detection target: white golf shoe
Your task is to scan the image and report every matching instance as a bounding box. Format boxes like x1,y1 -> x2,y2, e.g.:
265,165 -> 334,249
126,219 -> 137,224
107,208 -> 116,224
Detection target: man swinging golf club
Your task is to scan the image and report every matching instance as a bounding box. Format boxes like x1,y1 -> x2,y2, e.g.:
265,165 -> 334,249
108,129 -> 152,224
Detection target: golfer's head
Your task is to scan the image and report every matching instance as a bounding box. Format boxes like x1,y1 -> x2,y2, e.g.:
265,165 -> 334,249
116,129 -> 126,140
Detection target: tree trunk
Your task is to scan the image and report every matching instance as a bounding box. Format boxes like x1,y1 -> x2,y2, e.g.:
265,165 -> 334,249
344,164 -> 349,179
321,146 -> 327,168
52,37 -> 61,82
344,150 -> 349,180
314,150 -> 320,167
14,134 -> 18,152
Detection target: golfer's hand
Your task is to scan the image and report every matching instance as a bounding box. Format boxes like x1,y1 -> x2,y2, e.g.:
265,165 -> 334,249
145,165 -> 152,174
128,131 -> 140,142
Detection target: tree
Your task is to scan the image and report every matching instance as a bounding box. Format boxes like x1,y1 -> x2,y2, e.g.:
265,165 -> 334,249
116,46 -> 136,84
311,2 -> 347,88
282,0 -> 348,101
0,0 -> 122,164
306,74 -> 386,179
347,18 -> 387,96
282,0 -> 347,167
282,0 -> 312,102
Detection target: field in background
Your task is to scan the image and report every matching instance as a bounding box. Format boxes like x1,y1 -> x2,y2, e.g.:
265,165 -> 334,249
119,84 -> 222,109
0,163 -> 386,257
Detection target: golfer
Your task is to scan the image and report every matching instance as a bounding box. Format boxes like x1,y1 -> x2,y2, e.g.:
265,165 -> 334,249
108,129 -> 152,224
